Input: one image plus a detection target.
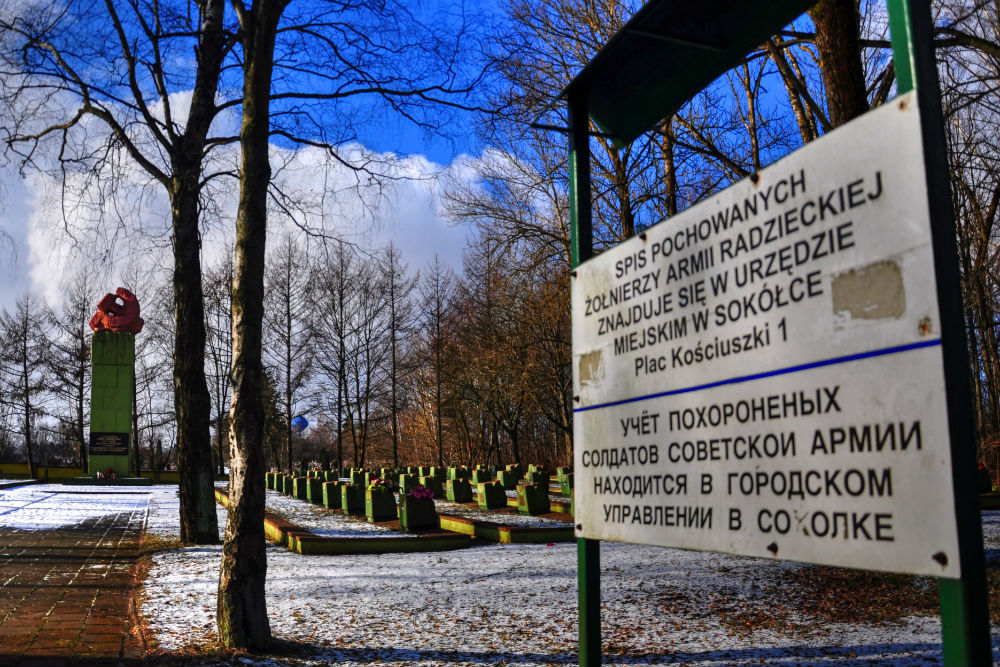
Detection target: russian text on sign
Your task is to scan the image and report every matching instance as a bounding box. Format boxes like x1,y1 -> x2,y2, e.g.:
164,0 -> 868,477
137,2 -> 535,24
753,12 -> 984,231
571,92 -> 961,577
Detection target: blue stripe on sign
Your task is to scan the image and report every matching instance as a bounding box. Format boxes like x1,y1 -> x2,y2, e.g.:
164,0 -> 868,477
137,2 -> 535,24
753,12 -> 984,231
573,339 -> 943,414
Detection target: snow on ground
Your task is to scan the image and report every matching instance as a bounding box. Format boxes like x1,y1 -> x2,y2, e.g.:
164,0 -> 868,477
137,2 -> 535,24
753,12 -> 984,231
264,490 -> 397,538
141,532 -> 962,666
0,483 -> 151,530
0,483 -> 997,665
140,487 -> 1000,666
146,484 -> 187,538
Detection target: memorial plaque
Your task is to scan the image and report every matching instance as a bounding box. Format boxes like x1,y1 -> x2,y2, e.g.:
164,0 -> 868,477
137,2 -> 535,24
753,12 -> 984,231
572,92 -> 961,577
89,432 -> 130,456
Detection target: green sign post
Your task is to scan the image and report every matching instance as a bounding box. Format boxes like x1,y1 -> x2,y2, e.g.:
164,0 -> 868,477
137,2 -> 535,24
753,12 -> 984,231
566,1 -> 990,665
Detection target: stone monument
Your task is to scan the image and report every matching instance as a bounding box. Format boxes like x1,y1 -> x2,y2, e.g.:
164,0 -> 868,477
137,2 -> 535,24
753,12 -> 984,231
87,288 -> 144,480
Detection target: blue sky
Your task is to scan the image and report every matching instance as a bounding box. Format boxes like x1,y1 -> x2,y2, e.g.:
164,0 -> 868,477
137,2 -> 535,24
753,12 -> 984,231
0,0 -> 493,315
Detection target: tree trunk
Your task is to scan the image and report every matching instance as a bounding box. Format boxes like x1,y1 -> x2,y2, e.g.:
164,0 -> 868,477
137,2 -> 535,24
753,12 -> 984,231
336,258 -> 346,472
336,350 -> 344,472
172,176 -> 220,543
132,374 -> 140,476
23,356 -> 34,479
809,0 -> 868,128
285,283 -> 293,471
510,420 -> 521,466
742,62 -> 762,171
661,118 -> 678,217
78,335 -> 87,473
390,270 -> 399,468
611,151 -> 635,239
216,414 -> 226,476
766,38 -> 820,144
172,0 -> 226,545
435,294 -> 444,468
217,0 -> 283,650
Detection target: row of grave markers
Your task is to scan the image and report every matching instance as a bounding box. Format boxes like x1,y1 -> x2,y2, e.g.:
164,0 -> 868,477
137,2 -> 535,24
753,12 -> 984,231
264,464 -> 574,530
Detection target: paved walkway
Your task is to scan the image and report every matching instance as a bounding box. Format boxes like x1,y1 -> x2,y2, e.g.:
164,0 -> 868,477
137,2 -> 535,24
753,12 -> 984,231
0,488 -> 147,666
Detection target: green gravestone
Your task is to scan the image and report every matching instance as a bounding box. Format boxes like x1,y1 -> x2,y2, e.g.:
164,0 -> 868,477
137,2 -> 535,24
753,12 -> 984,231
445,477 -> 473,503
365,487 -> 397,522
517,482 -> 549,516
419,475 -> 444,498
561,472 -> 574,497
478,481 -> 507,509
88,331 -> 135,478
307,477 -> 324,504
399,495 -> 437,531
322,481 -> 345,509
341,484 -> 364,514
399,473 -> 417,494
497,469 -> 519,490
293,476 -> 309,500
525,470 -> 550,487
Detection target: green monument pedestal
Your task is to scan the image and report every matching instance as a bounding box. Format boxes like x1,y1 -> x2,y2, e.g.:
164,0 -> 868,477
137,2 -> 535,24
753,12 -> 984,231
88,331 -> 136,479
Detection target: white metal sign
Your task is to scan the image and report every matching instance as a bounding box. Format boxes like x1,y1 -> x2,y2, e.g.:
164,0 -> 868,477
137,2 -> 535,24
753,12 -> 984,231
572,92 -> 961,577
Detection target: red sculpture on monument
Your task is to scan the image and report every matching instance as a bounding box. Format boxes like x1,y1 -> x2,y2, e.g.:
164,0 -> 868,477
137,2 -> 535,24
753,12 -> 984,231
89,287 -> 145,334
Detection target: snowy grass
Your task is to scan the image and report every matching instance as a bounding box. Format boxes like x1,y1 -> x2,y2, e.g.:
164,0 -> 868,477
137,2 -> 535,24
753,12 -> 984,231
1,483 -> 998,665
139,530 -> 964,666
0,483 -> 151,531
263,490 -> 398,538
140,486 -> 1000,665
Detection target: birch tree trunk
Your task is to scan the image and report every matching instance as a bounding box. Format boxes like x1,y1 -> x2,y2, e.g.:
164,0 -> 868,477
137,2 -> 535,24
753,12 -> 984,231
217,0 -> 286,650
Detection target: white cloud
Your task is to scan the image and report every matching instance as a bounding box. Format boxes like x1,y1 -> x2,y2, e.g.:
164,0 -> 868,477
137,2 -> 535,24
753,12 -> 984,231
0,163 -> 32,307
4,126 -> 474,315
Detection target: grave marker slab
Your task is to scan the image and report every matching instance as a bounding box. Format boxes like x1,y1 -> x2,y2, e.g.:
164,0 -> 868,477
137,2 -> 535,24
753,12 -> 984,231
446,478 -> 473,503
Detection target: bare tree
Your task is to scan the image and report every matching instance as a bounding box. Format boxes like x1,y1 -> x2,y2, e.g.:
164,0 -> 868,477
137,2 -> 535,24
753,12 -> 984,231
0,293 -> 51,478
0,0 -> 228,543
263,232 -> 315,471
313,240 -> 359,472
808,0 -> 869,127
218,0 -> 285,650
344,257 -> 390,467
934,0 -> 1000,473
416,255 -> 455,467
204,250 -> 234,475
379,243 -> 417,468
45,275 -> 98,472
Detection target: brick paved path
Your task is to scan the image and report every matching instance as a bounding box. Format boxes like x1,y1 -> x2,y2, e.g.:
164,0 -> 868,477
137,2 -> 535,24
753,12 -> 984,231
0,488 -> 148,666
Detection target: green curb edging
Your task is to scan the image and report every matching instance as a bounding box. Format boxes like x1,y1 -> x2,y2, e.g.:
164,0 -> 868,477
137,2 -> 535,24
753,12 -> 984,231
288,530 -> 470,555
497,495 -> 572,514
467,488 -> 572,514
438,513 -> 575,544
215,489 -> 471,555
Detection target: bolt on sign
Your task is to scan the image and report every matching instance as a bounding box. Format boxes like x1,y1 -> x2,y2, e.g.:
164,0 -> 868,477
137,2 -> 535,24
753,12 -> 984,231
572,91 -> 961,578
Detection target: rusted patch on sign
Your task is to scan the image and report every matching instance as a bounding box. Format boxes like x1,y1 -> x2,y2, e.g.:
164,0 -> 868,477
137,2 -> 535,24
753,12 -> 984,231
832,260 -> 905,320
578,349 -> 604,386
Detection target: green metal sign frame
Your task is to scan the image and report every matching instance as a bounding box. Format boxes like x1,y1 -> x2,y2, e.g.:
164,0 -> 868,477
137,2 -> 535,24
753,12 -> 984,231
567,1 -> 991,665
